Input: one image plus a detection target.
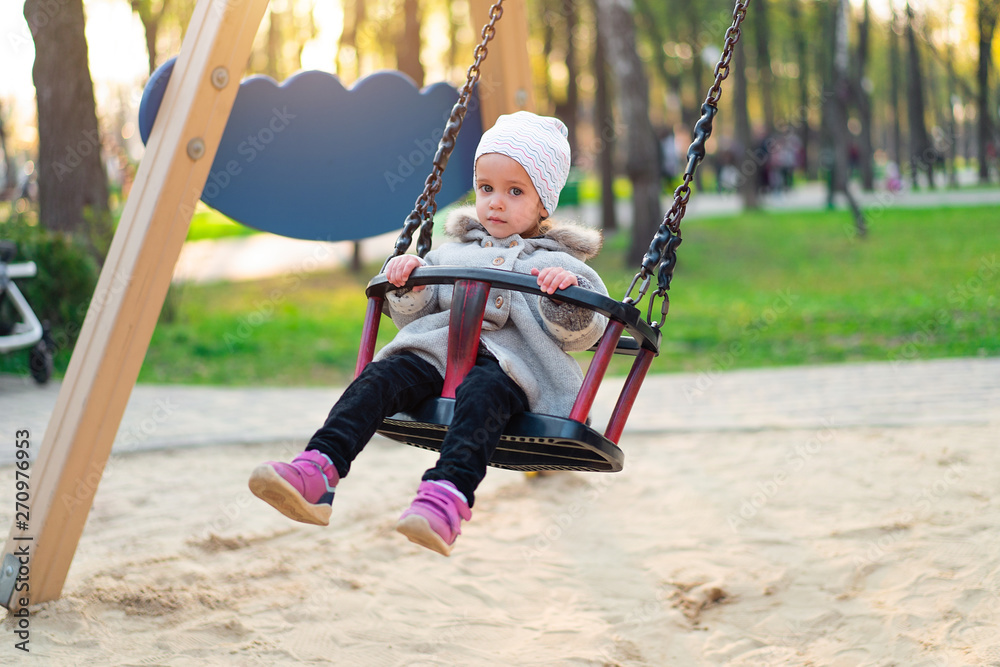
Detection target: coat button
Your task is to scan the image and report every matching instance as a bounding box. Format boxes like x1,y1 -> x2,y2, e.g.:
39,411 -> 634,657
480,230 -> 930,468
508,241 -> 518,248
495,296 -> 504,308
492,257 -> 504,266
484,241 -> 493,247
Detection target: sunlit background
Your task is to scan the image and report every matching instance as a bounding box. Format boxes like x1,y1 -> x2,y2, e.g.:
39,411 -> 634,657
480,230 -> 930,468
0,0 -> 484,159
0,0 -> 997,214
1,0 -> 987,158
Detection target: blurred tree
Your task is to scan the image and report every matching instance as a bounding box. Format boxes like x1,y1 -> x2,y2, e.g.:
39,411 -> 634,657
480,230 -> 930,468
537,0 -> 579,156
889,1 -> 904,168
633,0 -> 683,124
682,0 -> 705,134
261,1 -> 317,81
266,7 -> 282,79
823,0 -> 866,235
130,0 -> 199,74
905,2 -> 935,189
24,0 -> 111,258
733,36 -> 759,209
338,0 -> 365,272
131,0 -> 171,75
594,0 -> 661,265
789,0 -> 815,178
0,101 -> 15,198
945,0 -> 960,188
977,0 -> 999,183
560,0 -> 579,159
397,0 -> 425,87
682,0 -> 707,191
590,0 -> 617,232
540,3 -> 556,105
338,0 -> 365,81
752,0 -> 776,135
921,19 -> 949,177
855,0 -> 875,191
444,0 -> 461,76
293,4 -> 317,70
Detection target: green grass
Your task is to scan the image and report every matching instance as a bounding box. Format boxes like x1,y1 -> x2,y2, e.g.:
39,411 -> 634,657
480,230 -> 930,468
186,206 -> 257,242
21,204 -> 997,387
590,205 -> 998,375
139,263 -> 400,385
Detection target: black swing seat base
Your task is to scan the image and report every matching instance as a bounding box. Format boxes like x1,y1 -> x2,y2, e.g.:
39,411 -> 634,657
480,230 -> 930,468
377,398 -> 624,473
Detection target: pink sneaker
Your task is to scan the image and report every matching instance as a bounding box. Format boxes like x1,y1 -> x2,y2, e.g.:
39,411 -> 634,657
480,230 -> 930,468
396,481 -> 472,556
249,450 -> 339,525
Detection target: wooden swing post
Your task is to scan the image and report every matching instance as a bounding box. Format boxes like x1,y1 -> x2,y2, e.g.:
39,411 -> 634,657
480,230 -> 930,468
0,0 -> 269,610
468,0 -> 536,126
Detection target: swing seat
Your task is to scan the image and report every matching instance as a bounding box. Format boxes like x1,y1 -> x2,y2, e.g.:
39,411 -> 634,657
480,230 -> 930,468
379,397 -> 625,472
358,267 -> 661,472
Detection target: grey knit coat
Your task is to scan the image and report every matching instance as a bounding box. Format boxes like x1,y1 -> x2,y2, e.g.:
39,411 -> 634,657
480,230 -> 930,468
375,206 -> 609,418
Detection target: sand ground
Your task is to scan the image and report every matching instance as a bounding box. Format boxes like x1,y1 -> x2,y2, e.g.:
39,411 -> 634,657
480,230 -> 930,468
1,358 -> 998,665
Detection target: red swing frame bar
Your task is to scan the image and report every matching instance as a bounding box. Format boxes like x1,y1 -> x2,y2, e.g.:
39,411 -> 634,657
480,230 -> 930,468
355,268 -> 660,445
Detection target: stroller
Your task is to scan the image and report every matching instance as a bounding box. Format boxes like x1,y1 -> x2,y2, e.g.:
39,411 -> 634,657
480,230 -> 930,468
0,240 -> 54,384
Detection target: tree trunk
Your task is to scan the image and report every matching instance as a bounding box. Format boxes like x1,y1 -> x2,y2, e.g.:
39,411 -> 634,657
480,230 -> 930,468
684,0 -> 705,191
446,0 -> 459,75
130,0 -> 169,76
266,8 -> 281,80
562,0 -> 578,160
856,0 -> 875,191
789,0 -> 814,178
889,1 -> 903,168
634,0 -> 684,125
591,0 -> 616,232
594,0 -> 659,265
753,0 -> 776,135
905,2 -> 934,189
0,101 -> 16,198
683,0 -> 704,127
831,0 -> 849,194
828,0 -> 866,236
24,0 -> 110,251
945,0 -> 960,188
978,0 -> 998,184
339,0 -> 364,265
541,2 -> 555,103
397,0 -> 424,87
733,36 -> 758,210
351,239 -> 362,273
289,6 -> 316,73
144,18 -> 159,75
337,0 -> 365,81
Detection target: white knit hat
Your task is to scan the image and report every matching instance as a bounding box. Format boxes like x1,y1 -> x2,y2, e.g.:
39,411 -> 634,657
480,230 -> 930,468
474,111 -> 571,217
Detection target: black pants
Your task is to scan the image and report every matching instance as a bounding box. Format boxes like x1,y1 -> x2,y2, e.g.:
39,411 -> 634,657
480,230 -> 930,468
306,351 -> 528,506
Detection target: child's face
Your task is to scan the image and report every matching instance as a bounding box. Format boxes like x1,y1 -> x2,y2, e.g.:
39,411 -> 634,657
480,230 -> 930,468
474,153 -> 548,239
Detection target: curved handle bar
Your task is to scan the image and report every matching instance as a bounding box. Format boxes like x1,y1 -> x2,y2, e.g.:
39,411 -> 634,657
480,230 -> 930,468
366,266 -> 661,354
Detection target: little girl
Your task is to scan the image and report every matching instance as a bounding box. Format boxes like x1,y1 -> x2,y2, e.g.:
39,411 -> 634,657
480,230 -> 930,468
250,111 -> 609,556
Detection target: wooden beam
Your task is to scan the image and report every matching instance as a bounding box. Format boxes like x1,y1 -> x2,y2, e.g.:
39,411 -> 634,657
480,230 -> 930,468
468,0 -> 536,128
0,0 -> 270,610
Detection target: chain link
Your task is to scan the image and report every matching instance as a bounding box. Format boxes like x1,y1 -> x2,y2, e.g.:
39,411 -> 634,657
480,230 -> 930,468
627,0 -> 750,326
707,0 -> 749,105
388,1 -> 505,265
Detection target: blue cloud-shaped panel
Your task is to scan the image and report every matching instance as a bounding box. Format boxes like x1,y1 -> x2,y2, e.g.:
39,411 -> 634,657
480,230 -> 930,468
138,58 -> 482,242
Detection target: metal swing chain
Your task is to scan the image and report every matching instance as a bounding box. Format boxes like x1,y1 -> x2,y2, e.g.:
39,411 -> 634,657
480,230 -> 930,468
386,0 -> 505,267
625,0 -> 751,327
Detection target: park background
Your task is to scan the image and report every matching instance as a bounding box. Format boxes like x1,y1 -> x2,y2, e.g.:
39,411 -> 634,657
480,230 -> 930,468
1,1 -> 1000,665
0,0 -> 997,385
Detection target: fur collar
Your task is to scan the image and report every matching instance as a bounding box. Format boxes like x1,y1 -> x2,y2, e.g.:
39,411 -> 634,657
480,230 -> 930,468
443,206 -> 602,261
